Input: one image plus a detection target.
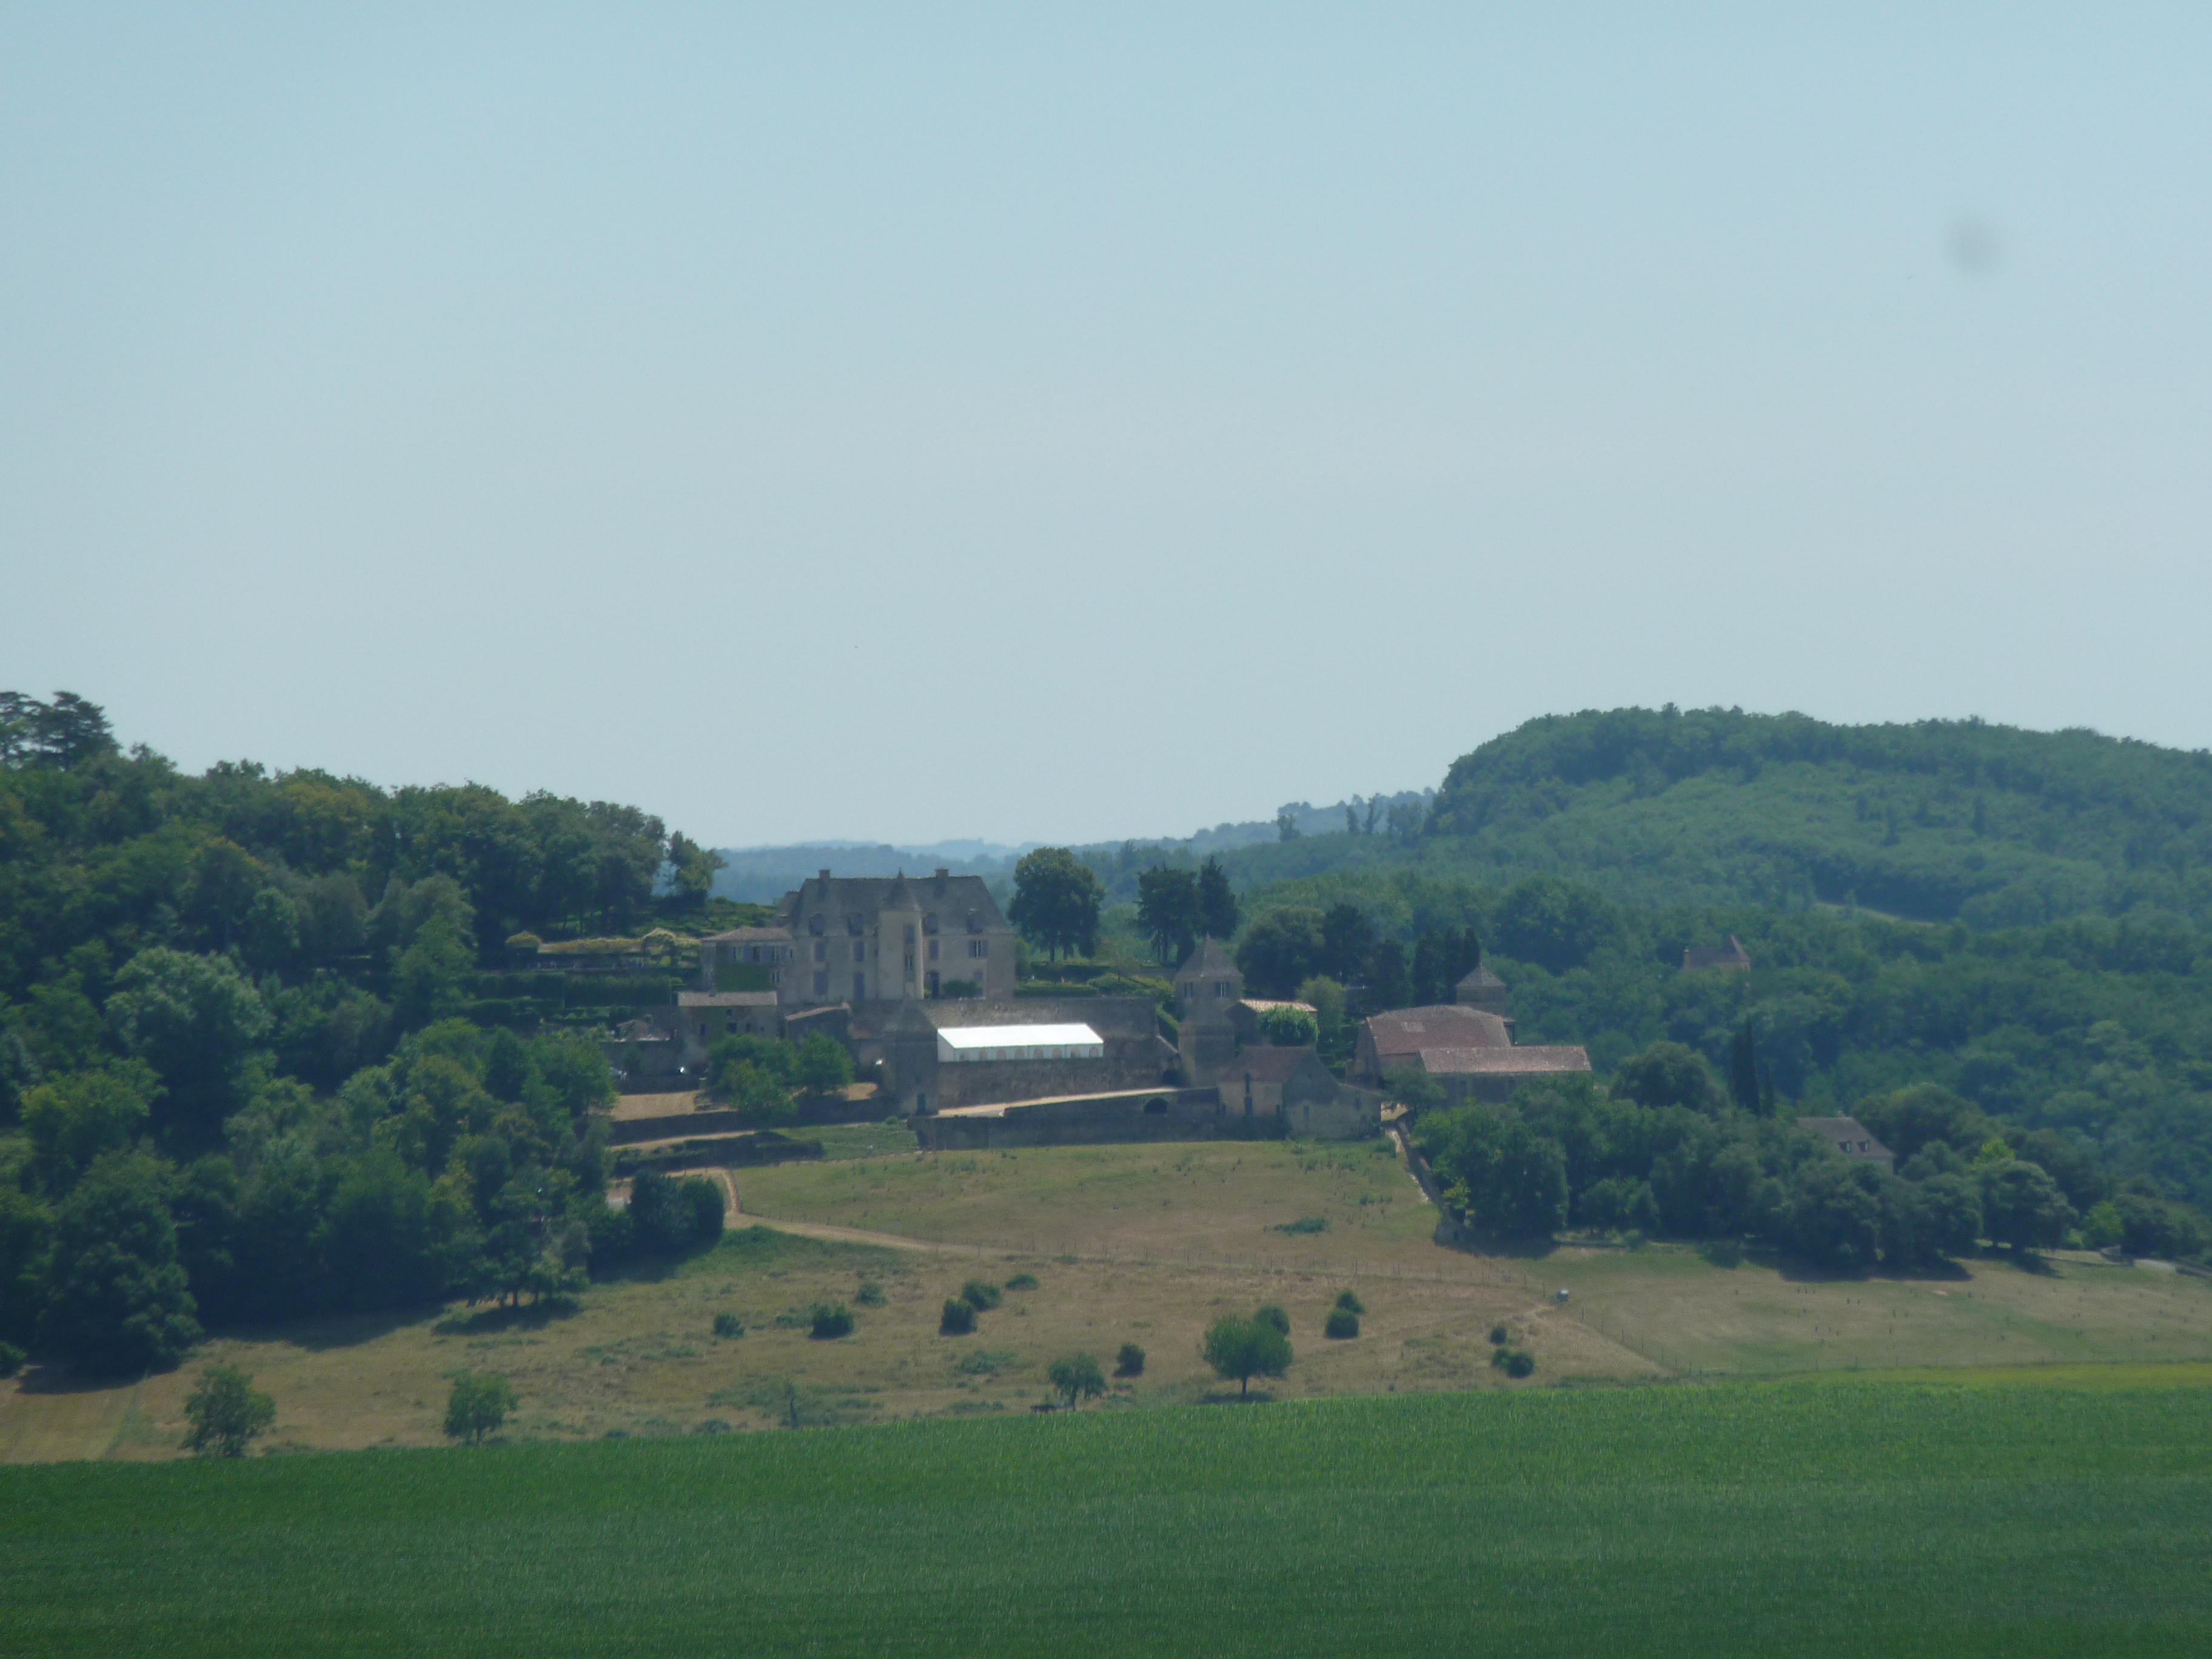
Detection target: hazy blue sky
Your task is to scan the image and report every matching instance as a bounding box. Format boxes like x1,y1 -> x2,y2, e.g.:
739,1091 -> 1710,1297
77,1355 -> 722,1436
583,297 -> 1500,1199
4,6 -> 2206,848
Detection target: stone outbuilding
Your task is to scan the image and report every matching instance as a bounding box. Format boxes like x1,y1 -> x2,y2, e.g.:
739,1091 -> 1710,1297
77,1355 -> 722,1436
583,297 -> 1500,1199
1413,1045 -> 1594,1103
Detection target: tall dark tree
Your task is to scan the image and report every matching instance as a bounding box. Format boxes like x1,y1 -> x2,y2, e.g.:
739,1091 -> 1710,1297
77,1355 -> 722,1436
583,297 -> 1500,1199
1196,856 -> 1238,941
1007,848 -> 1104,961
37,1150 -> 201,1374
1729,1022 -> 1763,1116
1234,910 -> 1322,997
1136,866 -> 1199,965
1364,940 -> 1410,1011
1317,903 -> 1375,983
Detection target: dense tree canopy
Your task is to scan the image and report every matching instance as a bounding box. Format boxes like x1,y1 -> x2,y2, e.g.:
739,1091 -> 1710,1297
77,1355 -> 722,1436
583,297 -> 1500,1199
0,692 -> 736,1375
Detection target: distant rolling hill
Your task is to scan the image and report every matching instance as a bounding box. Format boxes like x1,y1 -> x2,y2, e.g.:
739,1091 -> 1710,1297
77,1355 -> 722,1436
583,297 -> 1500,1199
1211,708 -> 2212,929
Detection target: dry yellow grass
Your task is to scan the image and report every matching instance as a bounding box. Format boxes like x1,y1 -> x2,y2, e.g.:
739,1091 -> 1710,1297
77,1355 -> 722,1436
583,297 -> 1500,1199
5,1136 -> 2210,1463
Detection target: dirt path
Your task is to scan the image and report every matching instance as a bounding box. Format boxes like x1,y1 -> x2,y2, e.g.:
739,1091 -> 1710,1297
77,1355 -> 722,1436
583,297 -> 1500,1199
702,1167 -> 977,1255
699,1164 -> 1553,1290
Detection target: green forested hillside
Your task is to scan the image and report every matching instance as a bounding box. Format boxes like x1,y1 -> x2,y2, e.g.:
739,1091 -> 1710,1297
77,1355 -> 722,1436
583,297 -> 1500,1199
1208,708 -> 2212,927
0,692 -> 745,1378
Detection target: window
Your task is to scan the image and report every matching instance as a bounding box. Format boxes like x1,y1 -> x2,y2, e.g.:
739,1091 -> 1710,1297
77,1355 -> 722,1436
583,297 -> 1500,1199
813,971 -> 829,996
814,940 -> 826,962
1215,980 -> 1232,997
853,942 -> 865,964
971,939 -> 989,959
923,913 -> 937,935
904,951 -> 916,974
748,945 -> 761,963
809,914 -> 825,937
927,939 -> 939,960
853,972 -> 865,999
847,914 -> 864,936
904,924 -> 916,946
769,968 -> 782,987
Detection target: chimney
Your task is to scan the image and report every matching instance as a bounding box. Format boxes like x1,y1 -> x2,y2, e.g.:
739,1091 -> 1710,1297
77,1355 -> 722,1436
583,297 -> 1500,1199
817,868 -> 831,896
934,867 -> 949,892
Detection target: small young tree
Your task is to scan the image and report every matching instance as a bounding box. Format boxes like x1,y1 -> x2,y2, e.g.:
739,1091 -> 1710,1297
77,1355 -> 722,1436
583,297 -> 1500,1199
792,1033 -> 854,1098
1047,1352 -> 1107,1410
1202,1315 -> 1292,1396
444,1370 -> 518,1444
1334,1289 -> 1366,1315
1253,1303 -> 1290,1335
181,1363 -> 275,1457
1324,1308 -> 1359,1339
939,1298 -> 976,1335
960,1279 -> 1002,1311
808,1302 -> 854,1339
1114,1342 -> 1145,1378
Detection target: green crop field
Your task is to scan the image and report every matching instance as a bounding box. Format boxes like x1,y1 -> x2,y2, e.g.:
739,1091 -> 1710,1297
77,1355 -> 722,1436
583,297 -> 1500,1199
4,1379 -> 2209,1658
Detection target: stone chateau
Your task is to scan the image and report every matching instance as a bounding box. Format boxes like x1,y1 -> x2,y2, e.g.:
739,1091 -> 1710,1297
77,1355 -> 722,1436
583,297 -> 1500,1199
614,870 -> 1588,1148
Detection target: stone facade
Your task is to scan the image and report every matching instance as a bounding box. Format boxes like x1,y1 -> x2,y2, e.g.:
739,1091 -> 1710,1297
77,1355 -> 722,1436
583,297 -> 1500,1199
698,868 -> 1017,1009
673,990 -> 782,1067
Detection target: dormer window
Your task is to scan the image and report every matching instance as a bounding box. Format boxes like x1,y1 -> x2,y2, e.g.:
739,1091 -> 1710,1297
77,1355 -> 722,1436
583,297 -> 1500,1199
847,914 -> 865,936
923,913 -> 938,935
809,915 -> 825,937
967,913 -> 985,934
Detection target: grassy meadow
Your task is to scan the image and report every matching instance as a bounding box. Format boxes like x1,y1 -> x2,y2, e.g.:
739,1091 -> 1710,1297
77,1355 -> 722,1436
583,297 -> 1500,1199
6,1380 -> 2212,1657
8,1139 -> 2212,1461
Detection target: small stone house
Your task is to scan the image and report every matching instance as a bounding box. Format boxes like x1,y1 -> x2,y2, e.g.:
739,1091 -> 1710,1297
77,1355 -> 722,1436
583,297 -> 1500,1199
1795,1114 -> 1895,1173
673,990 -> 782,1067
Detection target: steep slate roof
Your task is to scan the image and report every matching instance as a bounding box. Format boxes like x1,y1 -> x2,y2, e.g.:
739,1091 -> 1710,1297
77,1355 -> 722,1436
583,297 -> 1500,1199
1227,1045 -> 1326,1083
1416,1045 -> 1590,1076
1364,1005 -> 1512,1061
774,872 -> 1008,934
1795,1115 -> 1892,1161
1176,937 -> 1240,979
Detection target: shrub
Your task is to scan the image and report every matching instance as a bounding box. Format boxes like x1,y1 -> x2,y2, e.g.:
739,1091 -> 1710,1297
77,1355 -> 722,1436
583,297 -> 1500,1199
940,1298 -> 976,1335
1274,1215 -> 1329,1235
444,1370 -> 518,1444
808,1302 -> 854,1339
1334,1289 -> 1365,1315
712,1313 -> 746,1338
854,1281 -> 886,1307
182,1363 -> 275,1458
1489,1324 -> 1509,1346
1114,1342 -> 1145,1377
1005,1273 -> 1040,1291
1254,1304 -> 1290,1335
1491,1347 -> 1535,1378
1256,1005 -> 1318,1047
0,1341 -> 22,1378
1324,1308 -> 1360,1339
960,1279 -> 1002,1311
